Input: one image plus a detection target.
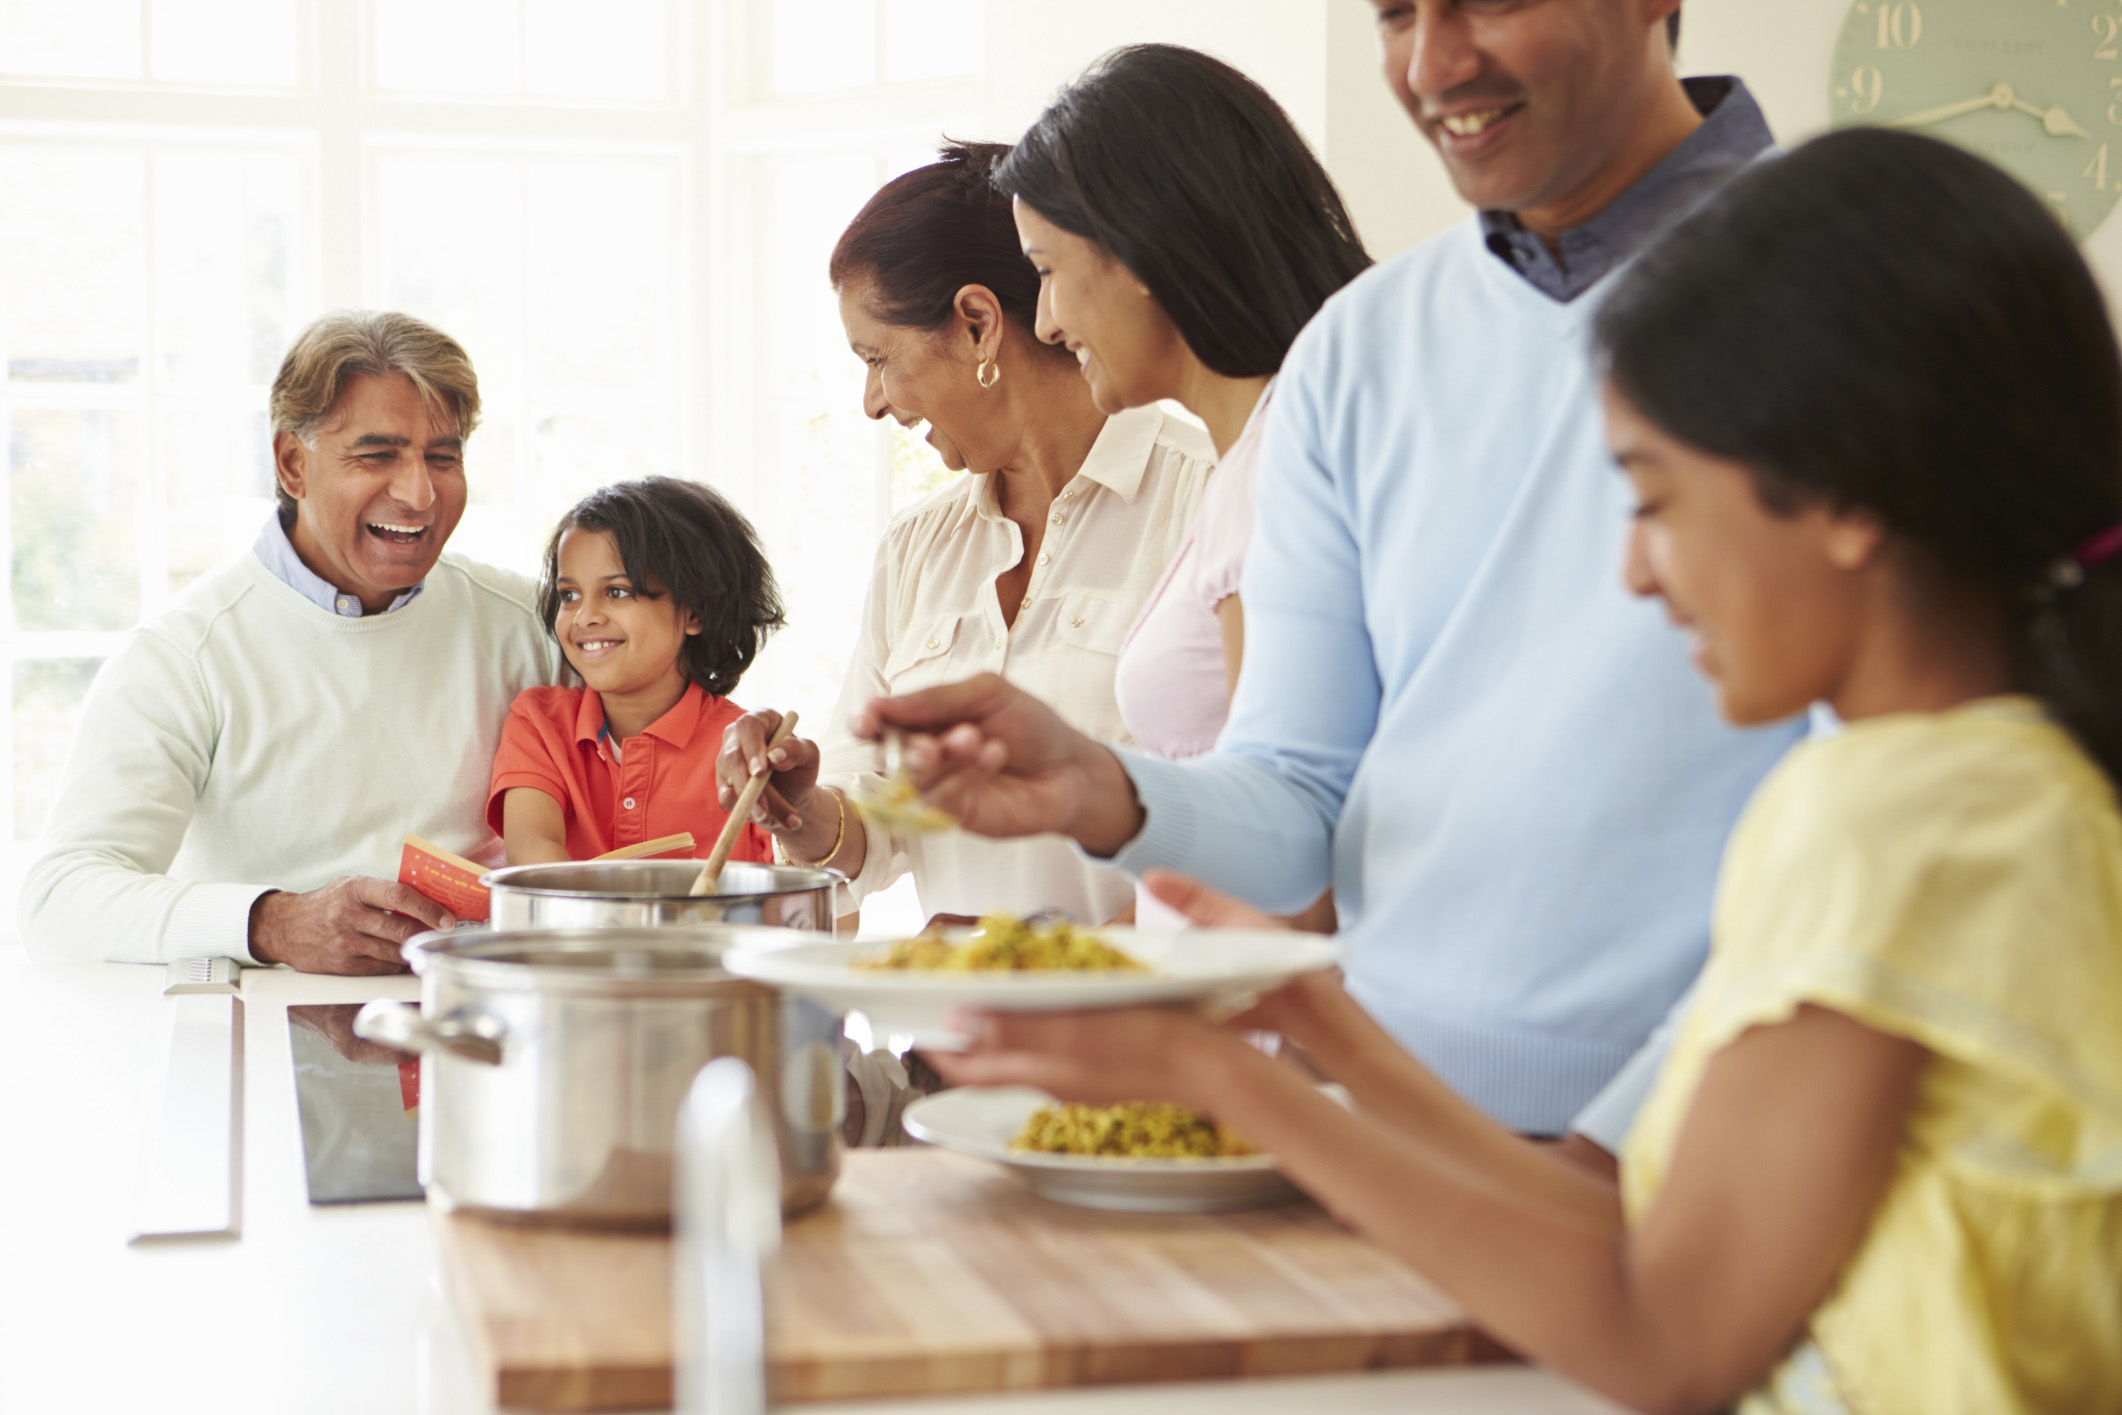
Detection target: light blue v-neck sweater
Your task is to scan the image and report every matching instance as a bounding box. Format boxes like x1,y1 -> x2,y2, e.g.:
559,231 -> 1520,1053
1115,220 -> 1804,1133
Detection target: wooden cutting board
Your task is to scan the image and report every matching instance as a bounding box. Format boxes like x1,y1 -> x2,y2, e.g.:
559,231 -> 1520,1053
435,1148 -> 1501,1411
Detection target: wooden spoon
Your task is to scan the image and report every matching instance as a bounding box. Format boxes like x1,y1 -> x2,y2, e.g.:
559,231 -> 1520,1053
689,711 -> 799,897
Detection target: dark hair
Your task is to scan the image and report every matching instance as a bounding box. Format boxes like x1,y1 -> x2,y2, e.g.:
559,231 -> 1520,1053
828,140 -> 1065,358
538,477 -> 785,698
994,44 -> 1372,379
1668,10 -> 1680,48
1595,128 -> 2122,784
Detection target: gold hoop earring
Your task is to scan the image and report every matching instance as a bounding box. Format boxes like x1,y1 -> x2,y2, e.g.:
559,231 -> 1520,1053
976,358 -> 1001,390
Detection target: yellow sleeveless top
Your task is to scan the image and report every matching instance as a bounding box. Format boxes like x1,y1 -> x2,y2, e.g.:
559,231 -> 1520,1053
1622,699 -> 2122,1414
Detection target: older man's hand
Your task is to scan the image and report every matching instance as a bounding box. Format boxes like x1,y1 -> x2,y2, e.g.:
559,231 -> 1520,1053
249,877 -> 455,974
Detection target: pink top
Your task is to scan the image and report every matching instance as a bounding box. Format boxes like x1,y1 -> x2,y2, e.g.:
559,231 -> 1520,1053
1112,389 -> 1270,761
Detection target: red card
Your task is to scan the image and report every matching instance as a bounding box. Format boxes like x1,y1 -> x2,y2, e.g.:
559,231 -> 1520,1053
398,834 -> 491,924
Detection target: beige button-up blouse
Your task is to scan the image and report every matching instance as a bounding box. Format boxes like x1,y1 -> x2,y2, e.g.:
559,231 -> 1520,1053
820,404 -> 1215,924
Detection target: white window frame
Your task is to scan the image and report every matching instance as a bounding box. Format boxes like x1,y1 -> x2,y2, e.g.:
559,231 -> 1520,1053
0,0 -> 984,923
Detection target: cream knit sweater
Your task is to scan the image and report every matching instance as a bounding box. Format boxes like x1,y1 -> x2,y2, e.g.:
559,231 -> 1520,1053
18,551 -> 559,964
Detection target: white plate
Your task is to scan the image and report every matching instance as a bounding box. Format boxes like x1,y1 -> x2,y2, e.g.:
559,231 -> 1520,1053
901,1085 -> 1305,1214
720,927 -> 1339,1049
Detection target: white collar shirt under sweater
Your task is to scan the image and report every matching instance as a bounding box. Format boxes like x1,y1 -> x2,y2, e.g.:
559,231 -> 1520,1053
18,551 -> 560,964
1112,219 -> 1806,1135
820,404 -> 1213,925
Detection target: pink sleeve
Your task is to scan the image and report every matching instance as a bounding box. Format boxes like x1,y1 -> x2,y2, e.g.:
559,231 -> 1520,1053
1191,435 -> 1259,608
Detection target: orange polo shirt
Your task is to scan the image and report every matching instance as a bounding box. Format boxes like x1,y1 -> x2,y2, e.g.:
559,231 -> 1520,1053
487,681 -> 772,864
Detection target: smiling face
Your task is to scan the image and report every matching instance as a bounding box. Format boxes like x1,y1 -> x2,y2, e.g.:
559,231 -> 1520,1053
838,278 -> 1008,474
1604,384 -> 1884,726
552,526 -> 699,704
1370,0 -> 1669,219
273,372 -> 467,613
1013,199 -> 1187,414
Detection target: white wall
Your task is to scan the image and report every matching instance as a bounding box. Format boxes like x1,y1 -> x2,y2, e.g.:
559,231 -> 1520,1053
983,1 -> 1330,152
980,0 -> 1452,259
1324,0 -> 1464,257
987,0 -> 2122,290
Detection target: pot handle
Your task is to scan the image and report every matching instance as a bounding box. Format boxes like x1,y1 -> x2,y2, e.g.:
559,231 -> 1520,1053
353,999 -> 506,1066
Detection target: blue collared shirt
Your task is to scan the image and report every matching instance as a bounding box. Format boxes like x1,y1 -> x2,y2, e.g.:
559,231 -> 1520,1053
1110,78 -> 1803,1133
1478,77 -> 1772,303
252,513 -> 424,617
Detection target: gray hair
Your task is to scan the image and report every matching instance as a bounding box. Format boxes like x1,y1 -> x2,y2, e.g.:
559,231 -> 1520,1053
268,311 -> 481,517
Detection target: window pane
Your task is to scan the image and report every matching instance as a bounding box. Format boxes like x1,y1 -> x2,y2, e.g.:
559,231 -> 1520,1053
889,422 -> 951,509
2,148 -> 145,384
465,415 -> 517,506
773,0 -> 873,95
524,160 -> 674,396
742,152 -> 888,716
149,0 -> 298,86
884,0 -> 980,83
0,0 -> 140,79
449,502 -> 533,578
373,152 -> 529,575
14,658 -> 102,838
371,0 -> 517,96
154,150 -> 305,388
374,152 -> 684,574
439,419 -> 526,570
528,402 -> 673,537
524,0 -> 664,101
372,153 -> 525,395
10,407 -> 141,631
162,406 -> 272,594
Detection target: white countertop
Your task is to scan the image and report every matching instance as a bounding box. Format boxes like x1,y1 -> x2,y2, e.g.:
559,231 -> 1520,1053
0,947 -> 1623,1415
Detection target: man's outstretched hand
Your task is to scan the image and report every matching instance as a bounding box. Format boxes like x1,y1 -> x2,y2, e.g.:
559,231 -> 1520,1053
249,876 -> 455,975
859,673 -> 1145,855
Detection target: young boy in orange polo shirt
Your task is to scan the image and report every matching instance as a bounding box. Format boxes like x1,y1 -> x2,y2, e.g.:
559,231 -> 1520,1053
489,477 -> 783,866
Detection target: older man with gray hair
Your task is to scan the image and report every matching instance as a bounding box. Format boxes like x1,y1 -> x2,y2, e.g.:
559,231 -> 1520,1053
20,311 -> 558,973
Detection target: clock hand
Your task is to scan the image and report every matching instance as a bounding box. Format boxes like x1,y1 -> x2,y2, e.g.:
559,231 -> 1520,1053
1887,84 -> 2014,131
1885,84 -> 2089,139
2008,96 -> 2090,139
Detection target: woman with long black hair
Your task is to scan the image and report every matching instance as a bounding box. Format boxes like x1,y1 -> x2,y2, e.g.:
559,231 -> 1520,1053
999,44 -> 1371,771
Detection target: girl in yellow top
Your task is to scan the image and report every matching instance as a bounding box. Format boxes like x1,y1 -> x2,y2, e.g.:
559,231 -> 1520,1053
928,127 -> 2122,1414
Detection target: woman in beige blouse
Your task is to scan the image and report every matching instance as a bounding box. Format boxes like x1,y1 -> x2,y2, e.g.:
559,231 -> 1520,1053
717,141 -> 1212,927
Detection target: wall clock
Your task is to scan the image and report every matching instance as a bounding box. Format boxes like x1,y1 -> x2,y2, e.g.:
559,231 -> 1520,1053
1830,0 -> 2122,241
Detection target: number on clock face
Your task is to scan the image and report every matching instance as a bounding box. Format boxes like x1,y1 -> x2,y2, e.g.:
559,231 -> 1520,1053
1877,1 -> 1923,49
1831,0 -> 2122,242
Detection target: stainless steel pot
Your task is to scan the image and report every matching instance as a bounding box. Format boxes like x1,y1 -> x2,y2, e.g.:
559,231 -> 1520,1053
482,859 -> 842,933
354,926 -> 841,1228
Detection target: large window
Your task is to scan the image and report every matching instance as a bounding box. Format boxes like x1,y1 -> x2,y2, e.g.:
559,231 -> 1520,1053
0,0 -> 981,921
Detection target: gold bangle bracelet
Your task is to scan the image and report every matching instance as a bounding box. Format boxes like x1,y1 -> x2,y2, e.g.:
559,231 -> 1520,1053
787,791 -> 847,869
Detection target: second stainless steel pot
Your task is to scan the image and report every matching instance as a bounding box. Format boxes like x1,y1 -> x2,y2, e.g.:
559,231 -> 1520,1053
482,859 -> 842,932
354,926 -> 841,1228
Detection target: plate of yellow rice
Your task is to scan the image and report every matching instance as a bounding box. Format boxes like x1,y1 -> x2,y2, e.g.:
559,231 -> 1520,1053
901,1085 -> 1321,1213
721,917 -> 1339,1050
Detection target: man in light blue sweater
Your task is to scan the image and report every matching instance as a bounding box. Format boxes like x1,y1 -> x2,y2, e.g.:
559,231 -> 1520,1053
865,1 -> 1802,1146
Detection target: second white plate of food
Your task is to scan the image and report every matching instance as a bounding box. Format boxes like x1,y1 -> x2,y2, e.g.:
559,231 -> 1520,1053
901,1085 -> 1304,1214
720,924 -> 1339,1049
